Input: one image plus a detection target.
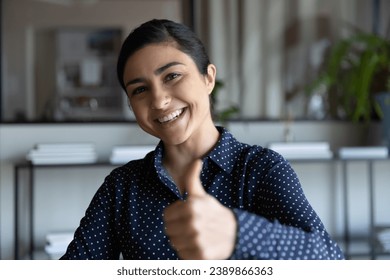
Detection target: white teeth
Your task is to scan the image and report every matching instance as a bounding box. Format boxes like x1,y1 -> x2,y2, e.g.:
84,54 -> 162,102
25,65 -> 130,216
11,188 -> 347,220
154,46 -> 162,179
158,109 -> 183,123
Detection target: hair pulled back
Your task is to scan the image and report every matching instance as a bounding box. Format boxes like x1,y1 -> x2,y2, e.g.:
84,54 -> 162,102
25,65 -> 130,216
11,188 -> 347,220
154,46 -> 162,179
117,19 -> 211,91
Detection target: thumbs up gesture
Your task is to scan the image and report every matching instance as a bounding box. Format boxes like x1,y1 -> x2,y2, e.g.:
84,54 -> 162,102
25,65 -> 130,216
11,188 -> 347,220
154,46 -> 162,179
163,160 -> 237,260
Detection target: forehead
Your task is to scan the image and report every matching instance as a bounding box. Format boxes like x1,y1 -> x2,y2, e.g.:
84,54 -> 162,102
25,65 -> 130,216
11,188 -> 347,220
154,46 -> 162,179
124,43 -> 193,73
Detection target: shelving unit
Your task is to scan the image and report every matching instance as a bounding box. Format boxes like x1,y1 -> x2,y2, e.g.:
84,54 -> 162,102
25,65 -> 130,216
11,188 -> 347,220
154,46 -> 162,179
292,157 -> 390,259
54,28 -> 124,121
13,162 -> 118,260
340,159 -> 390,259
13,158 -> 390,260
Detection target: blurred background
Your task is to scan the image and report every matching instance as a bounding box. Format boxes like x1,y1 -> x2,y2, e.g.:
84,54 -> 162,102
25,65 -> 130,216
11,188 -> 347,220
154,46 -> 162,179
1,0 -> 390,260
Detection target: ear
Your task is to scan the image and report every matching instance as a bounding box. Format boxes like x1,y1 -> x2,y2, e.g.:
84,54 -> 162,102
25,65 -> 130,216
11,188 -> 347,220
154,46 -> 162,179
205,64 -> 217,95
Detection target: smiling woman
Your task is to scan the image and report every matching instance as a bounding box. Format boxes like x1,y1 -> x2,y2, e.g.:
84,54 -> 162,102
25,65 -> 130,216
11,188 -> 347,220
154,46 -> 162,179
60,19 -> 344,260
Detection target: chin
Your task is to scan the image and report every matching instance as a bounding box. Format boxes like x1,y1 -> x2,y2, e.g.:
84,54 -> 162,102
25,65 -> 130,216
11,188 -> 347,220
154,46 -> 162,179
161,135 -> 188,146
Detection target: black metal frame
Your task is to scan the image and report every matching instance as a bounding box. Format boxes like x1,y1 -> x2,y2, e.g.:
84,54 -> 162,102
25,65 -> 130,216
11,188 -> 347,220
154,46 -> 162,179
14,162 -> 119,259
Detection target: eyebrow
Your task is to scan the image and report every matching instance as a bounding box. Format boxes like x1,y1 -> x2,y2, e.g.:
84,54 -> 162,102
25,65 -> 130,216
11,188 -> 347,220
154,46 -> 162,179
125,61 -> 184,88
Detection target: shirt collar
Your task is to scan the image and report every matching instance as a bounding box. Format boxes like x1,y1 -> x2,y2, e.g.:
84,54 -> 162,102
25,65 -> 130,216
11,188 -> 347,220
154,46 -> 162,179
207,126 -> 243,174
153,126 -> 242,175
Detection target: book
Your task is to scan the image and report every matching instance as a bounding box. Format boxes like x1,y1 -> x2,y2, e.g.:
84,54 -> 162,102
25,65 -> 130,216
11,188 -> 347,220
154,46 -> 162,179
338,146 -> 389,159
268,142 -> 333,160
268,141 -> 330,152
110,145 -> 154,164
26,142 -> 98,165
44,232 -> 74,259
34,143 -> 95,153
376,227 -> 390,252
27,155 -> 98,165
27,151 -> 96,158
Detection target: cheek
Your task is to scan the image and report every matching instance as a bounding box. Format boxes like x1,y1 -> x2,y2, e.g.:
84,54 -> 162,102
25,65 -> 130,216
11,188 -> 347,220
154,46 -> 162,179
178,79 -> 210,103
129,100 -> 147,120
134,108 -> 147,121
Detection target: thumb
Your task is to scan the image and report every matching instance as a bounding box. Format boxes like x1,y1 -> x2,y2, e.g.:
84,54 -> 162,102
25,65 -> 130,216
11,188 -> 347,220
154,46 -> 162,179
185,160 -> 206,197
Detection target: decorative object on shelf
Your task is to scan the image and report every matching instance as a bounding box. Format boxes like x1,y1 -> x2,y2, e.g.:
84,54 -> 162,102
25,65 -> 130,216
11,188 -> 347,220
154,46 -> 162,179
53,28 -> 124,121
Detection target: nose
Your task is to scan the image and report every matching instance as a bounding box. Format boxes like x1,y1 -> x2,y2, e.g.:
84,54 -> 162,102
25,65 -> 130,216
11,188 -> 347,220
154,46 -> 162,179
151,87 -> 171,109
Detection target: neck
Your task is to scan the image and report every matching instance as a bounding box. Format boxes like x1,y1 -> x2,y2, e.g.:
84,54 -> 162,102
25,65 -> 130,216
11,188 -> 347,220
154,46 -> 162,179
162,123 -> 219,195
162,122 -> 219,176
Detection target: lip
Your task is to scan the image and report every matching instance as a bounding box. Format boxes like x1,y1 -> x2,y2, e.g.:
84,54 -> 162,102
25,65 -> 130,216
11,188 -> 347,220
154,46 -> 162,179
155,107 -> 186,124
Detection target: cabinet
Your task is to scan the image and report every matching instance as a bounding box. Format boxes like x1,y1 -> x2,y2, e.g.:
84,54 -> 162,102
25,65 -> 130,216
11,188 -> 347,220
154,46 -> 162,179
13,159 -> 390,259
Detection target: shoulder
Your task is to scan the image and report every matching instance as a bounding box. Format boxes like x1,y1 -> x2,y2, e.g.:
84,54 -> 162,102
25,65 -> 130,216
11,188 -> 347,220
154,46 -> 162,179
217,126 -> 289,170
245,147 -> 295,183
105,150 -> 155,182
236,141 -> 287,169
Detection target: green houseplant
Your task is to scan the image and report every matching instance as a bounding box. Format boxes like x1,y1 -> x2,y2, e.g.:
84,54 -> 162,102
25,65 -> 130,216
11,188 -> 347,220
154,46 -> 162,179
306,30 -> 390,122
211,80 -> 239,124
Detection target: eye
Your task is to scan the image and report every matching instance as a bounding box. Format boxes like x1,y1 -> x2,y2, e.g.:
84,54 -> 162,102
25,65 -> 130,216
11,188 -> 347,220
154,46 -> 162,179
131,86 -> 147,96
164,72 -> 181,83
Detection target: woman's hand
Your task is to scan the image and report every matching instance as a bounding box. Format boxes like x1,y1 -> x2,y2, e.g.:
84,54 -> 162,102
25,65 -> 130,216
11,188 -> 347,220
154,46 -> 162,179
163,160 -> 237,260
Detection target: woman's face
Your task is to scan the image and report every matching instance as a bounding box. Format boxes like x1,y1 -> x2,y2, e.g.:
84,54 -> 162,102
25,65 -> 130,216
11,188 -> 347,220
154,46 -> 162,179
123,43 -> 216,145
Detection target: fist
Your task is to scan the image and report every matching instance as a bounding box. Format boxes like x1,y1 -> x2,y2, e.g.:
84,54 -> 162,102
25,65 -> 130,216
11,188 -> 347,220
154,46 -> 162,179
163,160 -> 237,259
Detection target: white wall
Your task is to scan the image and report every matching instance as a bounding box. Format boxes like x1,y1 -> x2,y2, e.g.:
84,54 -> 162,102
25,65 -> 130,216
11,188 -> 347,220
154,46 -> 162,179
1,121 -> 390,259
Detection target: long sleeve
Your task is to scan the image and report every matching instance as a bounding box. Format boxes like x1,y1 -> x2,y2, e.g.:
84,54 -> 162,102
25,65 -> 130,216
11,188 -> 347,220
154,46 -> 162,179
60,172 -> 121,260
230,209 -> 343,259
227,151 -> 344,260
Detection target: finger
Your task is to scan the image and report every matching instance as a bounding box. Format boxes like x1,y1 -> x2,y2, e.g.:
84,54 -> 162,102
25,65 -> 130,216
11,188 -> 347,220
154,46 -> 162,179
168,232 -> 197,250
176,248 -> 205,260
163,200 -> 186,222
185,160 -> 206,197
164,216 -> 196,236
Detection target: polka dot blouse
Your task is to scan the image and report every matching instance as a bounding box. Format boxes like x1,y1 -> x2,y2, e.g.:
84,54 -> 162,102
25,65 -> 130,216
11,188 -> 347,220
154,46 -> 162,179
60,127 -> 344,260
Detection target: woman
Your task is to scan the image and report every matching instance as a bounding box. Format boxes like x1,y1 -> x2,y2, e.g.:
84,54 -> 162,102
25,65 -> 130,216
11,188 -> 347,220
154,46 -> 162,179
61,19 -> 344,260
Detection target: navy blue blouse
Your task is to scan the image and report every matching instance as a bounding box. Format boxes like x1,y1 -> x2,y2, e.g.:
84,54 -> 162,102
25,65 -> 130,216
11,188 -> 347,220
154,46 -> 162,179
61,127 -> 344,260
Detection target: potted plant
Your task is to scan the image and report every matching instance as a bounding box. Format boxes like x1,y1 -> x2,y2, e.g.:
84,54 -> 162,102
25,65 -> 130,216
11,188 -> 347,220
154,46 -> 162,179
211,80 -> 239,124
306,29 -> 390,149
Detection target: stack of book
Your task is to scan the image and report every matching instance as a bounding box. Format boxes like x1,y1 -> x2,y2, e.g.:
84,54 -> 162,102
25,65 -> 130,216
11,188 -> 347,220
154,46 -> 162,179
44,232 -> 73,259
338,146 -> 389,159
376,227 -> 390,253
109,145 -> 155,164
26,143 -> 98,165
267,141 -> 333,160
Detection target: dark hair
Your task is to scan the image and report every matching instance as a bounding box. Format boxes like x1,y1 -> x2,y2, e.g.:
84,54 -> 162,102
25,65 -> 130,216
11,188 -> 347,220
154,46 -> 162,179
117,19 -> 211,91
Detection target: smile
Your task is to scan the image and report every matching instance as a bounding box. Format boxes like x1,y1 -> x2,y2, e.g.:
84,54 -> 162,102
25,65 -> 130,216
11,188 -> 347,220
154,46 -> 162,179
157,108 -> 185,124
